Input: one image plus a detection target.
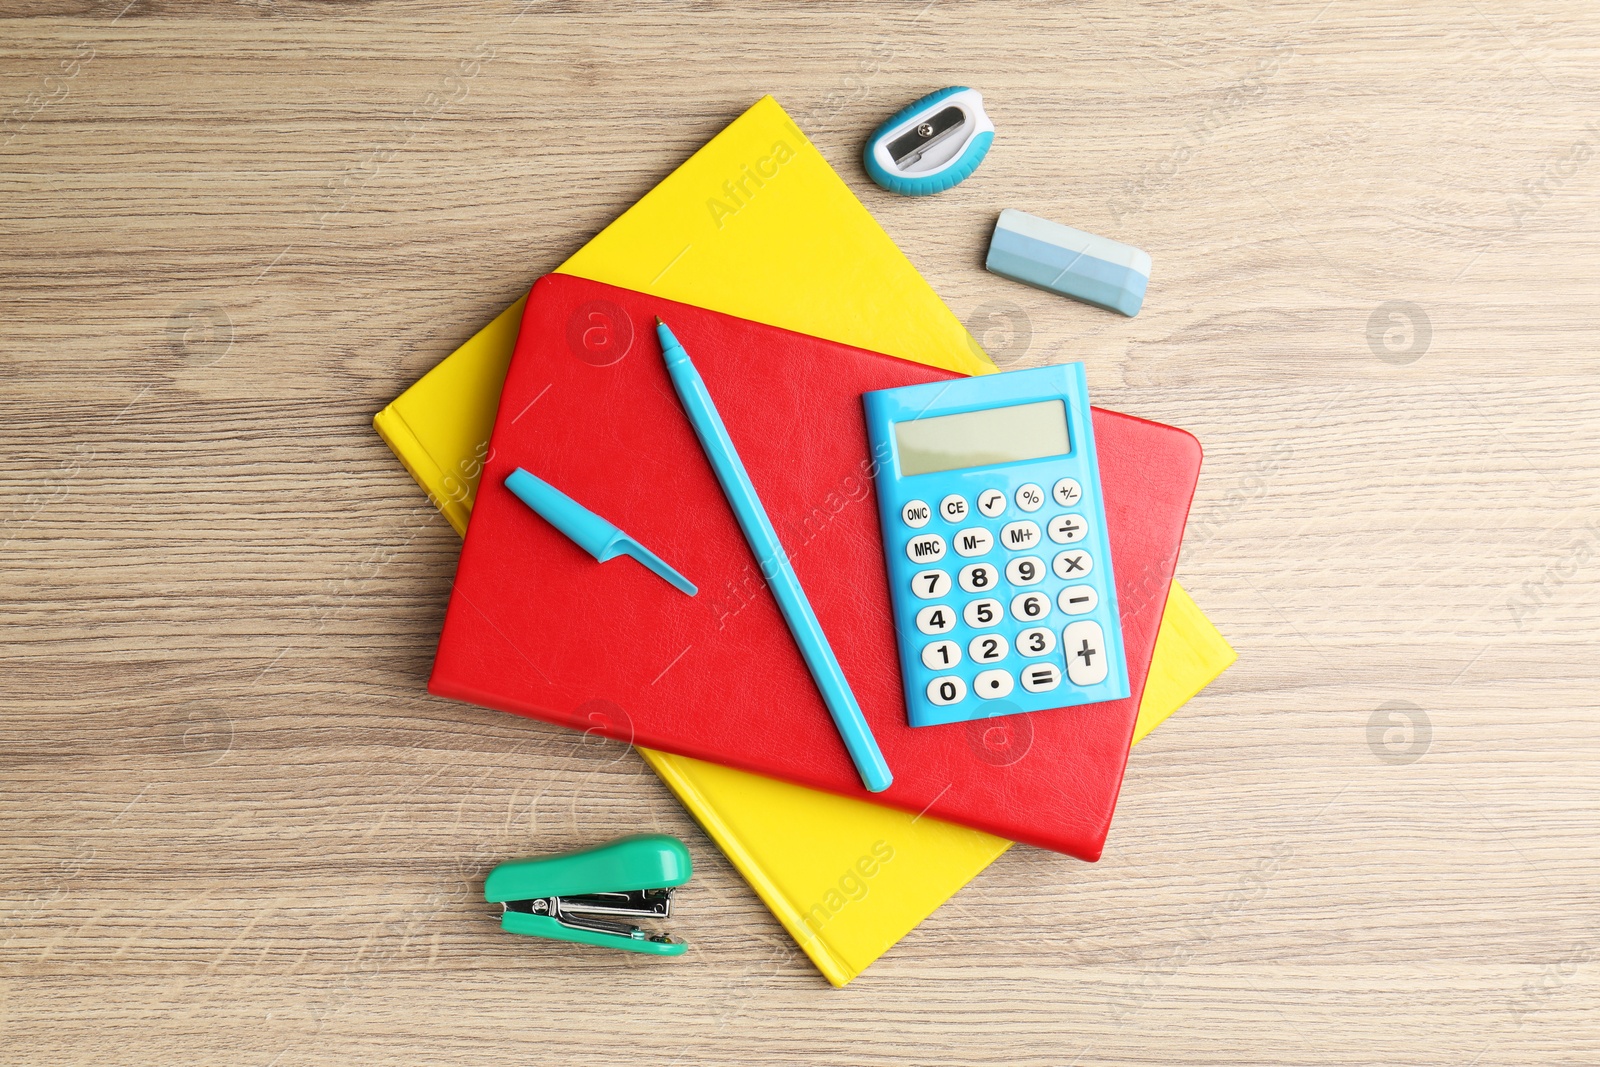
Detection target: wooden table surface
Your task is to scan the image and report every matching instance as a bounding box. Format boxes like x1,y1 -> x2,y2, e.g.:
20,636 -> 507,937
4,2 -> 1598,1064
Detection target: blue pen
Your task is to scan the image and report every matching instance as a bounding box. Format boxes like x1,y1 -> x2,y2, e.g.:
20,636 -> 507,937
656,319 -> 893,793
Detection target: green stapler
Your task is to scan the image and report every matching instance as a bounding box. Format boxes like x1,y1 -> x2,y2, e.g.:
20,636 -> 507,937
484,834 -> 693,956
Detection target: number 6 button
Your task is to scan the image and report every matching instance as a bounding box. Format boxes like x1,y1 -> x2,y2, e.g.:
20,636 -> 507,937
1010,591 -> 1051,622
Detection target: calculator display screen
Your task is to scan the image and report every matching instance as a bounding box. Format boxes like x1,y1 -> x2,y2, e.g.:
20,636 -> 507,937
893,399 -> 1070,476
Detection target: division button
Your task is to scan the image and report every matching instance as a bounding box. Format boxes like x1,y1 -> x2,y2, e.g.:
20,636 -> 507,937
1047,514 -> 1087,544
1063,620 -> 1109,686
974,668 -> 1015,700
926,675 -> 967,706
976,488 -> 1007,518
952,527 -> 995,557
1020,662 -> 1062,693
1052,478 -> 1082,507
1057,585 -> 1098,615
901,499 -> 932,528
906,533 -> 947,563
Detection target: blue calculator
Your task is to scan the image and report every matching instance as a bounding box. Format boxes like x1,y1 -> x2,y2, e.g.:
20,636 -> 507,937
863,364 -> 1129,727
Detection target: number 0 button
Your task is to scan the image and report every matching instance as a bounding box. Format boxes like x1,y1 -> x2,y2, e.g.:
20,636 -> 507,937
927,676 -> 967,706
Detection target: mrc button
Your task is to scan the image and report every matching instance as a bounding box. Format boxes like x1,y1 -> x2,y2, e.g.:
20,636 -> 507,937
905,533 -> 947,563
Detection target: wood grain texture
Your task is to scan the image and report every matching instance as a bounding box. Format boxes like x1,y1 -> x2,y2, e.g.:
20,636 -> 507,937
3,2 -> 1598,1064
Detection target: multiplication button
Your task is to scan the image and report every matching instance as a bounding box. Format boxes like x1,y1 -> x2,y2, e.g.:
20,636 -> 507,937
906,533 -> 947,563
1052,549 -> 1092,579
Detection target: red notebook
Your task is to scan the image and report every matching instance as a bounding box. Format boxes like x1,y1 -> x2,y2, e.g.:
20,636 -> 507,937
431,274 -> 1201,859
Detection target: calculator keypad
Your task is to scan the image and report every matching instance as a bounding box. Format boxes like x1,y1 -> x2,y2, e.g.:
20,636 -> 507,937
900,477 -> 1116,720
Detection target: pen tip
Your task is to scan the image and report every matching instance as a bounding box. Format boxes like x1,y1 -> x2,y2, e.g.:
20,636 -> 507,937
655,316 -> 664,326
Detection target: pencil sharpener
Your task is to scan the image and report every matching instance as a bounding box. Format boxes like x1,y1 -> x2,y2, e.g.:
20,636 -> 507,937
864,86 -> 994,196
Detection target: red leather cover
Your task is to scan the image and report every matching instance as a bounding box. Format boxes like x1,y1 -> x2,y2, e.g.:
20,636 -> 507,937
430,274 -> 1201,860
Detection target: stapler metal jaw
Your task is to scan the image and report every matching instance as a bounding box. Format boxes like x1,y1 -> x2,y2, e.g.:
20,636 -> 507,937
484,834 -> 692,956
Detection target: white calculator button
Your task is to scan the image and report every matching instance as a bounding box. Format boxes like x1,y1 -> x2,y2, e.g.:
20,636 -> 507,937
927,675 -> 967,706
921,639 -> 962,671
952,527 -> 995,557
1000,521 -> 1041,551
1016,626 -> 1057,658
906,533 -> 947,564
939,494 -> 969,523
1005,555 -> 1045,586
958,563 -> 999,594
915,604 -> 957,635
1063,620 -> 1109,686
976,488 -> 1007,518
1058,585 -> 1098,615
962,598 -> 1003,628
911,569 -> 952,599
1052,478 -> 1083,507
1047,514 -> 1088,544
1015,483 -> 1045,512
968,632 -> 1010,664
901,499 -> 932,528
974,668 -> 1015,700
1020,662 -> 1062,693
1052,549 -> 1092,579
1010,591 -> 1052,623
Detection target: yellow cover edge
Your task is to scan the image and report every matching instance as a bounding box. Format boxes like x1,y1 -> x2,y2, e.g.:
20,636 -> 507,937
373,403 -> 470,538
639,748 -> 855,988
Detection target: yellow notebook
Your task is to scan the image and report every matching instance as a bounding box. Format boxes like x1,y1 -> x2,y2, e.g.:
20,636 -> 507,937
375,97 -> 1236,985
